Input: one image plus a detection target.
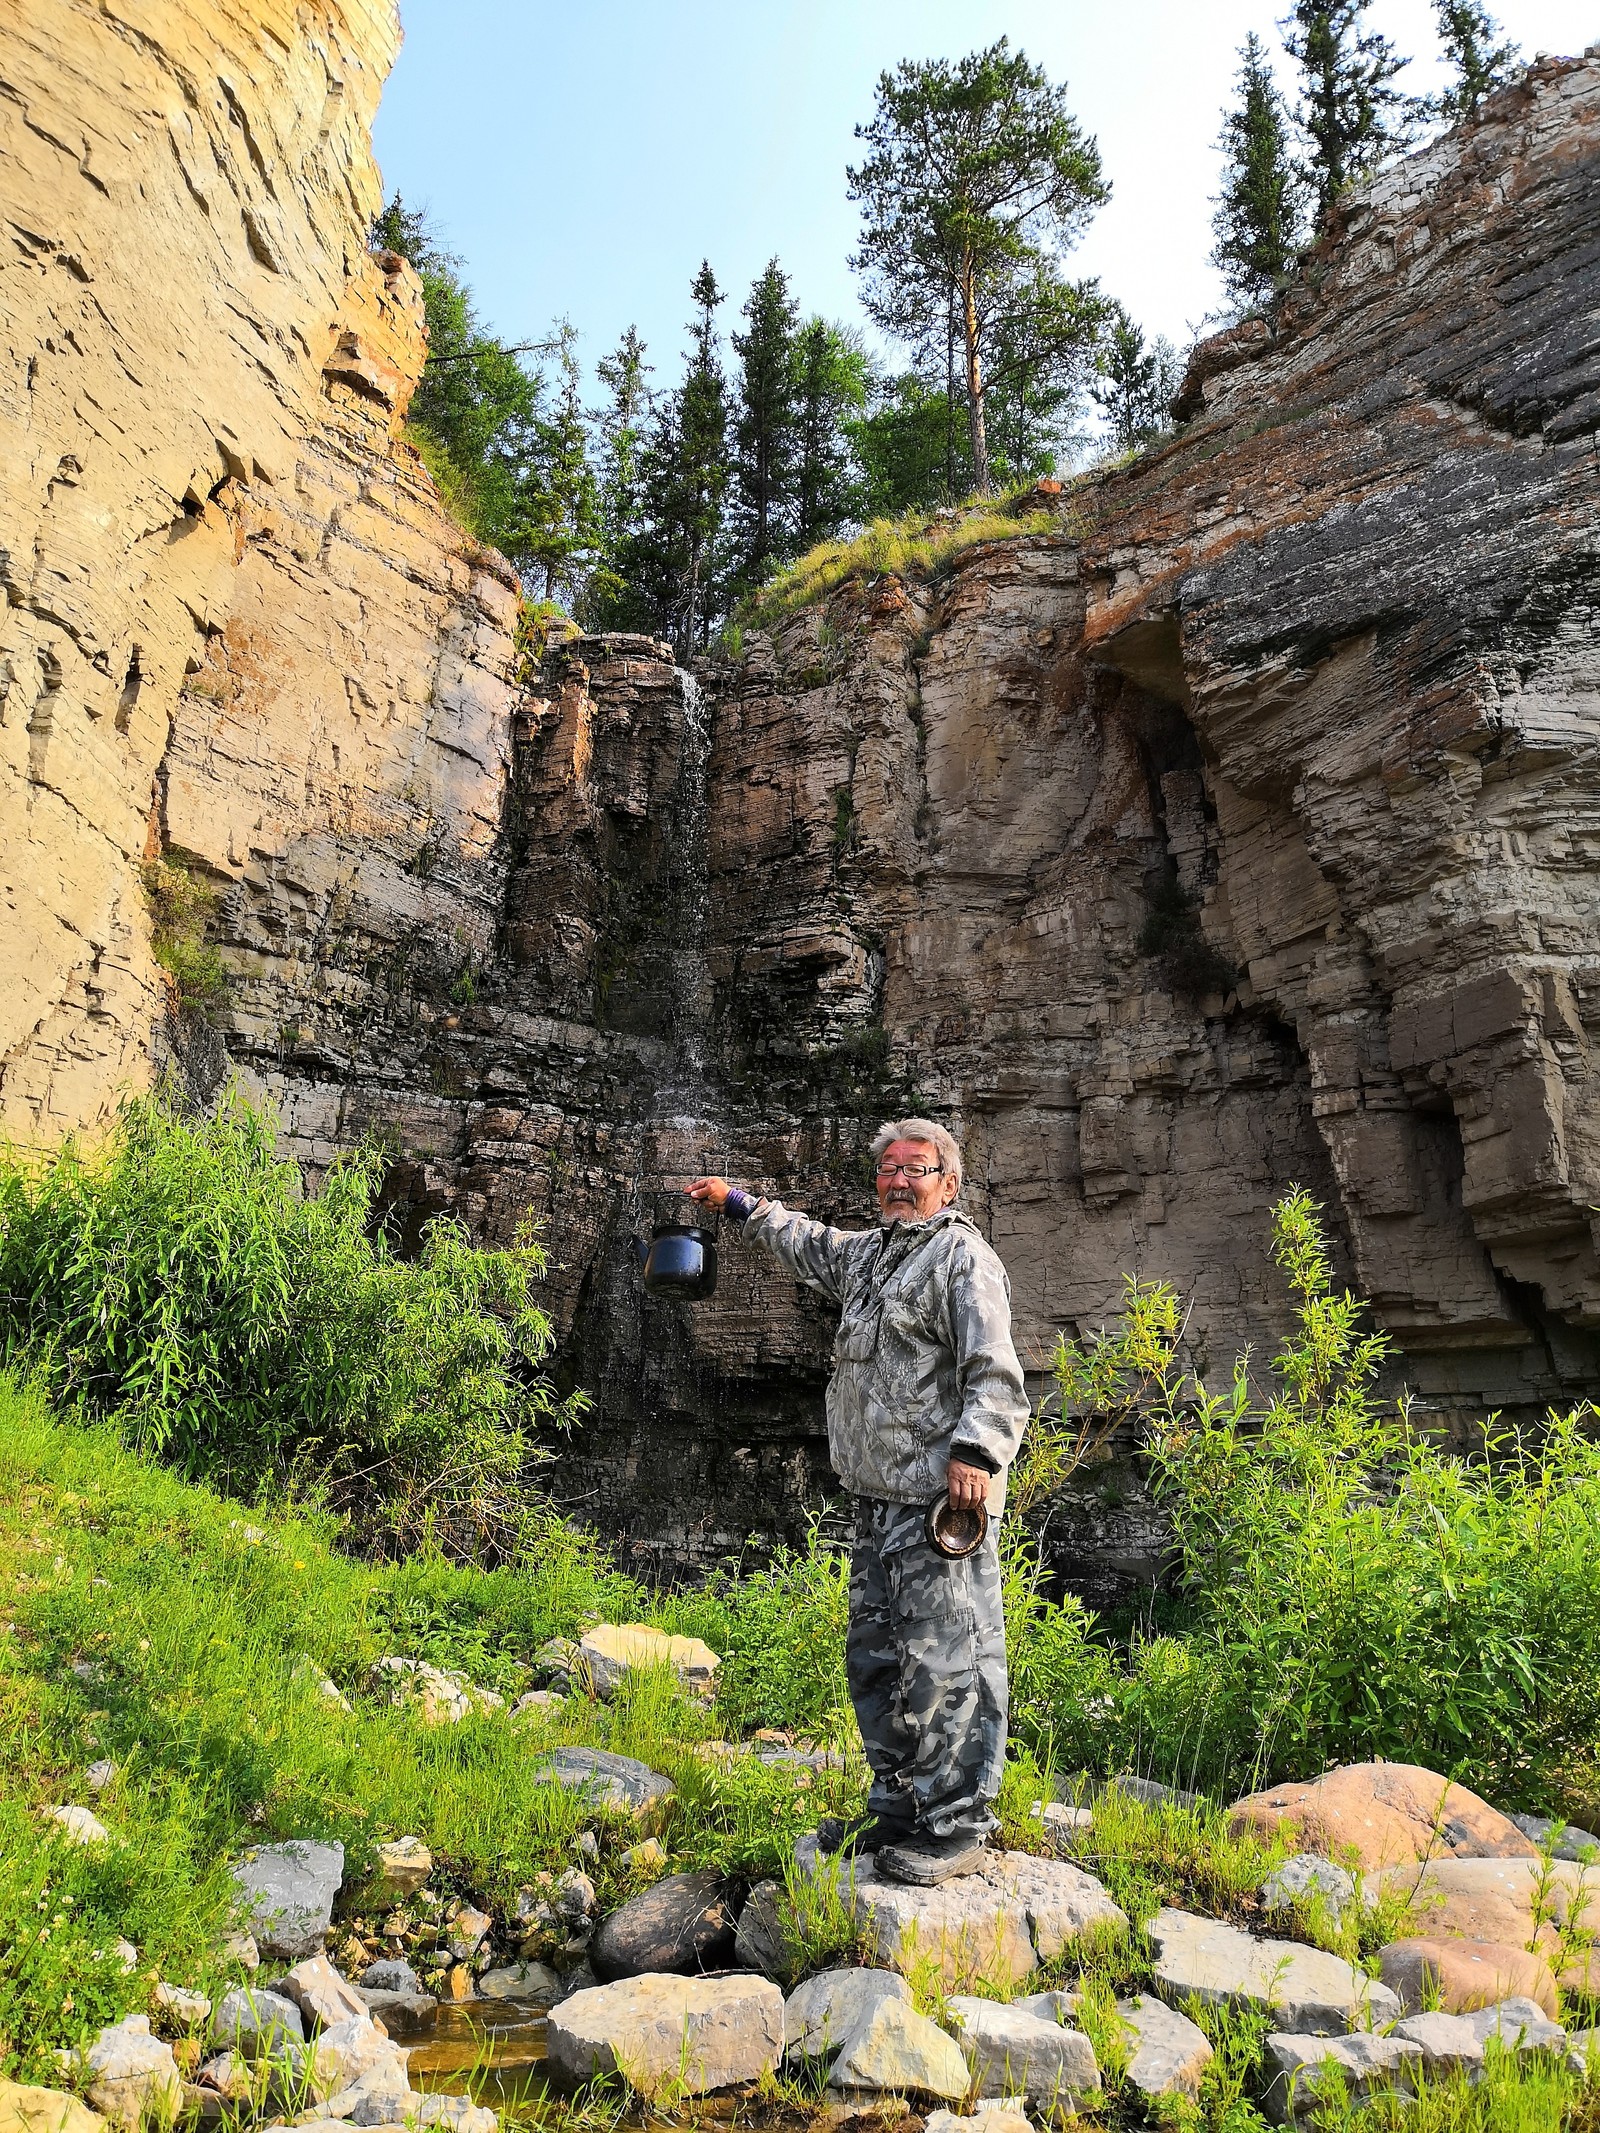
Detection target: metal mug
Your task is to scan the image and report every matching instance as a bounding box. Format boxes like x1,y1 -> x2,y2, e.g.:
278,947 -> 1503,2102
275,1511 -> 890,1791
924,1490 -> 989,1559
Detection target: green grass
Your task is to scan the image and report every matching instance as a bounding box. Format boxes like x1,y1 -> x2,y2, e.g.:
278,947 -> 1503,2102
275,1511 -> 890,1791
744,491 -> 1062,627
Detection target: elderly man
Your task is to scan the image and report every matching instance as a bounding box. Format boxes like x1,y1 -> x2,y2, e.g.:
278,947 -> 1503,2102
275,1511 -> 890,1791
689,1117 -> 1028,1886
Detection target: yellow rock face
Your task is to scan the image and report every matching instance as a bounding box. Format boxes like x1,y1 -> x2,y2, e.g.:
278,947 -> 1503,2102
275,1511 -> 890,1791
0,2081 -> 105,2133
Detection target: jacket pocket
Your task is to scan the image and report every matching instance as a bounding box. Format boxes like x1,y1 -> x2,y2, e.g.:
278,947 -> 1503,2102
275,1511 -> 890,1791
834,1308 -> 881,1364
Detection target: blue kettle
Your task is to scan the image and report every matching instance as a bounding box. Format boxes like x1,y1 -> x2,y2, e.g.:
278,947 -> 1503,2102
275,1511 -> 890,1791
635,1221 -> 718,1300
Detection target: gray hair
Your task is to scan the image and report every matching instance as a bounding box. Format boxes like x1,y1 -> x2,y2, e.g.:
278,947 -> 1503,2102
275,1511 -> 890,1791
869,1117 -> 963,1190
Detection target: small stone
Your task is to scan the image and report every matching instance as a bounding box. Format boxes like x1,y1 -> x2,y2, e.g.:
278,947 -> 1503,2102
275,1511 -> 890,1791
1260,1853 -> 1358,1925
304,2015 -> 406,2097
359,1959 -> 421,1995
590,1870 -> 737,1981
785,1970 -> 909,2062
946,1996 -> 1100,2109
1392,2010 -> 1488,2076
575,1830 -> 600,1861
82,2017 -> 183,2129
374,1836 -> 432,1898
153,1983 -> 210,2026
621,1839 -> 666,1876
1150,1907 -> 1400,2033
445,1963 -> 475,2001
733,1878 -> 790,1982
555,1868 -> 597,1923
279,1953 -> 369,2029
411,2100 -> 497,2133
529,1746 -> 676,1821
1262,2031 -> 1422,2124
533,1638 -> 581,1682
1118,1994 -> 1213,2101
1013,1989 -> 1079,2021
317,2056 -> 414,2127
1565,2028 -> 1600,2080
447,1905 -> 492,1962
1041,1803 -> 1091,1836
110,1940 -> 139,1974
231,1840 -> 345,1961
371,1657 -> 501,1725
477,1960 -> 563,2004
43,1804 -> 109,1846
211,1988 -> 306,2056
545,1973 -> 784,2096
1106,1773 -> 1203,1811
195,2054 -> 253,2101
1379,1935 -> 1559,2016
221,1932 -> 259,1971
574,1623 -> 721,1701
828,1997 -> 970,2102
85,1761 -> 116,1794
924,2110 -> 1030,2133
0,2079 -> 106,2133
509,1690 -> 563,1720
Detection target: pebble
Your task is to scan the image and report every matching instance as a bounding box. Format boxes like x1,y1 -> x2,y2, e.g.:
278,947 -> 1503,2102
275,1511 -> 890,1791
43,1804 -> 109,1846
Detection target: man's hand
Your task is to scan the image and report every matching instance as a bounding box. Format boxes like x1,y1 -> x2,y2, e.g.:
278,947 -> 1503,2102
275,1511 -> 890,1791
688,1177 -> 730,1208
946,1458 -> 988,1510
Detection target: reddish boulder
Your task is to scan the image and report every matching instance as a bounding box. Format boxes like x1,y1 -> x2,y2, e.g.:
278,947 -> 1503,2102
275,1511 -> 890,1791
1228,1764 -> 1537,1870
1378,1936 -> 1559,2017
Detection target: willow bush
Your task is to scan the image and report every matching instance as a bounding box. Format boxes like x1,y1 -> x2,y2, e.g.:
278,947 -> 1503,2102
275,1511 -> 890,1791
0,1084 -> 581,1552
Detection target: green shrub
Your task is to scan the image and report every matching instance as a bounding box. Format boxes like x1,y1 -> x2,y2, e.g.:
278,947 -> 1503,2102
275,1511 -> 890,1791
141,858 -> 229,1015
1012,1191 -> 1600,1813
666,1525 -> 853,1737
0,1084 -> 583,1551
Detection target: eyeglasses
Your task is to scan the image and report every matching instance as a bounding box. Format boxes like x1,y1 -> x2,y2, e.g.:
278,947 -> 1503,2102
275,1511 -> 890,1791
874,1162 -> 944,1181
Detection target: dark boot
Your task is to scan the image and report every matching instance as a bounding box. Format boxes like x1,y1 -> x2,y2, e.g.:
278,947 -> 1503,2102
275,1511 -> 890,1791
875,1830 -> 988,1885
816,1811 -> 913,1857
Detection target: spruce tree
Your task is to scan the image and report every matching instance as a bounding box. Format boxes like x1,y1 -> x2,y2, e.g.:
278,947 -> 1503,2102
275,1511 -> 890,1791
1281,1 -> 1415,226
792,319 -> 868,550
514,320 -> 603,608
1091,305 -> 1182,454
1212,33 -> 1308,313
1430,2 -> 1518,118
731,261 -> 800,593
647,263 -> 730,656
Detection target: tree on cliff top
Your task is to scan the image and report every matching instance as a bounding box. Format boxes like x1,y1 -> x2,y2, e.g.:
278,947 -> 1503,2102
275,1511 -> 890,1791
848,40 -> 1107,495
1429,1 -> 1519,118
1091,305 -> 1183,455
1280,1 -> 1416,226
1213,33 -> 1309,313
731,260 -> 800,595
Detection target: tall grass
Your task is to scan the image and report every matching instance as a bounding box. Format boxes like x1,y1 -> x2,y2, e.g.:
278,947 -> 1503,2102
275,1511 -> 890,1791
0,1085 -> 584,1553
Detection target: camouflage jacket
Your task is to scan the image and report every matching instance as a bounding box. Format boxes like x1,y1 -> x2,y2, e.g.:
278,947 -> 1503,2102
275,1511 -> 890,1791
741,1201 -> 1029,1507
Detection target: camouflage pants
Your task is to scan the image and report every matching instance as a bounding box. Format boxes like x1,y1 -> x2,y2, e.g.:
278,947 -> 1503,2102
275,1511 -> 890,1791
846,1495 -> 1008,1843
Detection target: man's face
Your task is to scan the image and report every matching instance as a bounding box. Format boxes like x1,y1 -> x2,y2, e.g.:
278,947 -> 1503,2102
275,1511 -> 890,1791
874,1139 -> 958,1224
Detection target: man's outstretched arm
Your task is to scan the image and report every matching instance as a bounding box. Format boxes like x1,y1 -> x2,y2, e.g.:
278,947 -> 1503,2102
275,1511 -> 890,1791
689,1176 -> 854,1302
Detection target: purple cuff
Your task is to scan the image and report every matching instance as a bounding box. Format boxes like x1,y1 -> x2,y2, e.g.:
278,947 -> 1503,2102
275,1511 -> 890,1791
724,1187 -> 761,1224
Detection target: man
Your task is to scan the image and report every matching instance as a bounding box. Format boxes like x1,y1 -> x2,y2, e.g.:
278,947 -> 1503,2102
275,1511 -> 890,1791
689,1118 -> 1028,1886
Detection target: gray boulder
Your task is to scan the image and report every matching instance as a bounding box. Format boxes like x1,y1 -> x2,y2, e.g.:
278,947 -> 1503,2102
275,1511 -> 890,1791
945,1996 -> 1099,2110
529,1746 -> 675,1820
1259,1854 -> 1359,1927
477,1959 -> 564,2004
230,1840 -> 345,1960
359,1958 -> 422,1995
828,1997 -> 970,2102
784,1969 -> 908,2063
1510,1813 -> 1600,1862
1150,1907 -> 1400,2033
80,2017 -> 183,2128
211,1987 -> 305,2056
733,1878 -> 790,1982
589,1871 -> 736,1981
1467,1996 -> 1566,2054
1566,2028 -> 1600,2080
545,1973 -> 784,2097
278,1952 -> 367,2028
1263,2032 -> 1422,2124
1392,2010 -> 1490,2077
1118,1994 -> 1213,2101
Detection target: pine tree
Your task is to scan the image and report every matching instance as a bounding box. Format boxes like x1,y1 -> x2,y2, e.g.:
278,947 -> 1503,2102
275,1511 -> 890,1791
584,328 -> 651,626
676,262 -> 729,654
1430,1 -> 1518,118
514,320 -> 603,608
1091,305 -> 1183,454
731,261 -> 800,593
792,319 -> 868,550
1213,33 -> 1308,313
848,40 -> 1106,495
1281,1 -> 1415,226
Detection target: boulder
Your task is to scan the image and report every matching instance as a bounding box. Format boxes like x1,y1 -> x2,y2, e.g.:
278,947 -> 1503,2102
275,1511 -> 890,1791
1466,1996 -> 1566,2055
1230,1764 -> 1537,1870
545,1973 -> 784,2096
1262,2031 -> 1422,2124
373,1836 -> 432,1897
925,2111 -> 1030,2133
1149,1908 -> 1400,2033
1378,1935 -> 1559,2016
304,2014 -> 405,2096
1393,2010 -> 1490,2077
571,1624 -> 721,1701
477,1960 -> 564,2004
827,1997 -> 970,2102
1013,1989 -> 1079,2022
412,2100 -> 498,2133
784,1969 -> 909,2063
0,2082 -> 104,2133
152,1983 -> 210,2026
370,1657 -> 502,1724
1566,2028 -> 1600,2080
81,2018 -> 183,2129
797,1840 -> 1125,1991
359,1959 -> 422,1995
1510,1813 -> 1600,1862
230,1840 -> 345,1960
1118,1995 -> 1213,2101
529,1746 -> 675,1821
278,1952 -> 368,2028
1105,1773 -> 1203,1811
1374,1855 -> 1600,1992
733,1879 -> 790,1983
318,2056 -> 416,2126
945,1996 -> 1100,2110
446,1904 -> 491,1961
1259,1854 -> 1358,1926
211,1987 -> 305,2055
42,1805 -> 108,1847
589,1870 -> 737,1981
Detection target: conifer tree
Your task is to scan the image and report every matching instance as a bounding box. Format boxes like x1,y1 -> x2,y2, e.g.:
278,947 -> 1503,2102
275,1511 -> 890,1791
676,261 -> 730,653
1281,1 -> 1415,226
1091,305 -> 1183,454
848,40 -> 1106,495
792,319 -> 868,550
514,320 -> 603,609
732,261 -> 800,593
1213,33 -> 1308,313
594,328 -> 651,564
1429,2 -> 1518,118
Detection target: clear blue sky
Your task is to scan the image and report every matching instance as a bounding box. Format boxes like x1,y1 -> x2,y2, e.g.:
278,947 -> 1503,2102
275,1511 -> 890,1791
372,2 -> 1595,391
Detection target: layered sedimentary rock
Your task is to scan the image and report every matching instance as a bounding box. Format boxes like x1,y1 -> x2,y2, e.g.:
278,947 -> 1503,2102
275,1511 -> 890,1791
3,6 -> 1598,1586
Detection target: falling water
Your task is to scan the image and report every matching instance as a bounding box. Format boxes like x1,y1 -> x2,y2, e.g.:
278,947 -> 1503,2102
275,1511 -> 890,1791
661,665 -> 712,1098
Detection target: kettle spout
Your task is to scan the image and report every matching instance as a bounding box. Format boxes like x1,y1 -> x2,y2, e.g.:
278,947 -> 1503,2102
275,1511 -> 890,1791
632,1236 -> 649,1267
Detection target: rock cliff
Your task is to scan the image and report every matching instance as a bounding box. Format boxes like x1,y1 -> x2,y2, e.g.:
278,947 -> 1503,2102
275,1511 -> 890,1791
3,7 -> 1598,1587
